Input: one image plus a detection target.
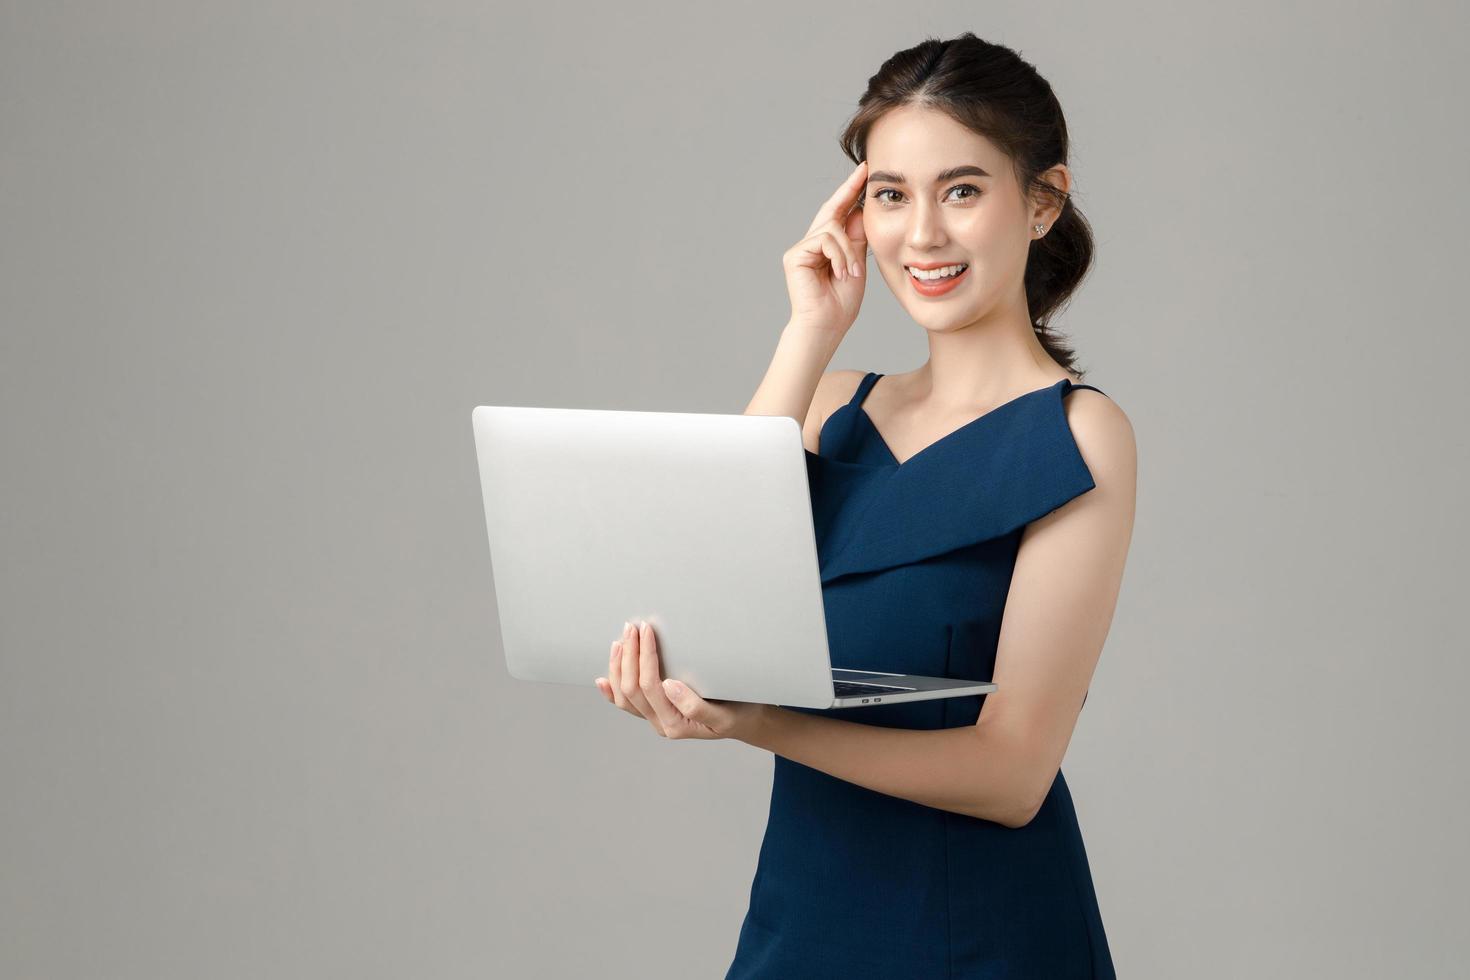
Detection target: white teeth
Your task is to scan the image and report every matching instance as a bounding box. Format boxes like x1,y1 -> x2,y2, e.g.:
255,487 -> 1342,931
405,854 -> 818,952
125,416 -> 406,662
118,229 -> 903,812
908,263 -> 968,281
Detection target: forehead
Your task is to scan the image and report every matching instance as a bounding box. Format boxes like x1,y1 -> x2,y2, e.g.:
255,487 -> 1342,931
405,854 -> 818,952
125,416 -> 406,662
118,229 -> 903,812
864,105 -> 1004,179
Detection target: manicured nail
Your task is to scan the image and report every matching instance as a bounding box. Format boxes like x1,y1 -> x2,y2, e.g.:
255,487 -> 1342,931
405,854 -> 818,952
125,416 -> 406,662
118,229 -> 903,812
850,261 -> 862,277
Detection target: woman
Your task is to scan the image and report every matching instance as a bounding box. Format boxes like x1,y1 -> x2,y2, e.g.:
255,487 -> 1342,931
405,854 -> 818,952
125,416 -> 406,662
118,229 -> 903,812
595,33 -> 1135,979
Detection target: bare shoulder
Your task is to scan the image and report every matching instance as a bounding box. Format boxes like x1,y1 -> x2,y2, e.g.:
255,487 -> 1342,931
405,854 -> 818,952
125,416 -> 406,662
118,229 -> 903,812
1020,384 -> 1137,550
1061,386 -> 1137,494
801,368 -> 869,454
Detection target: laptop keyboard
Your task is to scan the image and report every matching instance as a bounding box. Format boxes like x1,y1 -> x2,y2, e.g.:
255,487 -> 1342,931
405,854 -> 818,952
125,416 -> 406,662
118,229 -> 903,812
832,680 -> 915,697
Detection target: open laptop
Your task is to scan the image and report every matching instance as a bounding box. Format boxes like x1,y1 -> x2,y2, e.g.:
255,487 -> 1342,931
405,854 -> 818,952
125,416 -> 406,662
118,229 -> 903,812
469,402 -> 997,710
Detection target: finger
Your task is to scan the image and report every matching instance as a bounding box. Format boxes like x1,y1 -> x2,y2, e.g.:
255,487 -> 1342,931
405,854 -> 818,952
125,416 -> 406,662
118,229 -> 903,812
607,639 -> 626,709
599,637 -> 622,704
661,679 -> 729,740
617,620 -> 658,723
807,159 -> 869,237
630,620 -> 673,737
817,229 -> 857,281
792,230 -> 856,284
636,621 -> 688,738
608,635 -> 640,718
820,222 -> 864,279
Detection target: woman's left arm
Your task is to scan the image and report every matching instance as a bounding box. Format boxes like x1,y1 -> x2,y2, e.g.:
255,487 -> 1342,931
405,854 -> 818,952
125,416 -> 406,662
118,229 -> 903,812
600,391 -> 1136,830
744,390 -> 1135,828
980,389 -> 1137,824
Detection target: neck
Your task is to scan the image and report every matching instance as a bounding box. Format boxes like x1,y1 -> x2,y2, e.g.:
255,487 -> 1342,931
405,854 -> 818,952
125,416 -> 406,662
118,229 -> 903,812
916,300 -> 1064,409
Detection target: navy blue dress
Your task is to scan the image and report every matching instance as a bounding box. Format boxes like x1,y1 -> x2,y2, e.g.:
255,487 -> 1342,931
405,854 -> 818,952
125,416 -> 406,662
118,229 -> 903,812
725,372 -> 1117,979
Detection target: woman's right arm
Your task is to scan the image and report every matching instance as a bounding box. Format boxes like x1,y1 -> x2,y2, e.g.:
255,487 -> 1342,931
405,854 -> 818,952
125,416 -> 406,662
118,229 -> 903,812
743,161 -> 872,443
743,322 -> 845,433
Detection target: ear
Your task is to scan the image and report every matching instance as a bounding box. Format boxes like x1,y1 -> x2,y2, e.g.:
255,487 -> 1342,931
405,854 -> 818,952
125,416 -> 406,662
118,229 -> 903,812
1031,163 -> 1073,228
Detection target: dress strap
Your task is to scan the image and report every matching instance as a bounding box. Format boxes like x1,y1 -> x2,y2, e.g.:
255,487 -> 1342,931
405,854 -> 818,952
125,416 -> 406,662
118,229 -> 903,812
849,372 -> 884,408
855,373 -> 1105,410
1066,381 -> 1109,399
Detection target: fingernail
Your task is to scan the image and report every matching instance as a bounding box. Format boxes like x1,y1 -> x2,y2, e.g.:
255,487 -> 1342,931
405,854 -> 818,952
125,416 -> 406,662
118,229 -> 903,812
665,680 -> 682,697
850,261 -> 862,277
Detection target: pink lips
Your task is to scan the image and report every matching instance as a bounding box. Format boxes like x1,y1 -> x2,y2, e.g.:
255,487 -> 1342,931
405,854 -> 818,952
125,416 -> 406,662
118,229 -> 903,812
907,264 -> 970,296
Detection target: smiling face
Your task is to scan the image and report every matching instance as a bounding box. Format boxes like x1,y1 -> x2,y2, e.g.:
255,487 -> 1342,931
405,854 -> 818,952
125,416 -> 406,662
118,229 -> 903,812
860,104 -> 1059,331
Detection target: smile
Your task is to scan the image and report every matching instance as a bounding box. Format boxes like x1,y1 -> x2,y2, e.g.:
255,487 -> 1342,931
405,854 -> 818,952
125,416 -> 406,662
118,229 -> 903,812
906,263 -> 970,296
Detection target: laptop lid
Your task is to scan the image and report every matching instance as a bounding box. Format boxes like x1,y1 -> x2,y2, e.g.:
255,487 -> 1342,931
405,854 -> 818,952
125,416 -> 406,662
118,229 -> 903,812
470,403 -> 840,708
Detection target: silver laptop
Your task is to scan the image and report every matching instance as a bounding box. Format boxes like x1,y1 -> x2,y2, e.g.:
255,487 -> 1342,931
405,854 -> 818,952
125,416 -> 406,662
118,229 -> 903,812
469,402 -> 997,710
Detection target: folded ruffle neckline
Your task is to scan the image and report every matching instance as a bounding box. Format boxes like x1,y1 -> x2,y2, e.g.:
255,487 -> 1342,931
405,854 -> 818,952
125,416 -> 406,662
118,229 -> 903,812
805,378 -> 1097,584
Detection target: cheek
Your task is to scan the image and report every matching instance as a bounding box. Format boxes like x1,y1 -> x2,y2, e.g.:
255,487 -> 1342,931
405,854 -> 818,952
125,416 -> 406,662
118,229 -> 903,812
864,219 -> 903,260
953,211 -> 999,244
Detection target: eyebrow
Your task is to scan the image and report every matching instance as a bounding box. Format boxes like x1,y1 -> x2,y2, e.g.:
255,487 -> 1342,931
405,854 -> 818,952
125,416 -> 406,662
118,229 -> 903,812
866,164 -> 991,186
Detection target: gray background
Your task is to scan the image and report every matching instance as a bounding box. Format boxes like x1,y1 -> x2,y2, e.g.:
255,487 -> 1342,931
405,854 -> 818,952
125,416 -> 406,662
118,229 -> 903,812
3,2 -> 1466,977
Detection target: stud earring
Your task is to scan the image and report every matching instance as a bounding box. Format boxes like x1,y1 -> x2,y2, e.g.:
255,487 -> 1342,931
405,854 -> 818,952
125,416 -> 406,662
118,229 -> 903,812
1034,224 -> 1046,235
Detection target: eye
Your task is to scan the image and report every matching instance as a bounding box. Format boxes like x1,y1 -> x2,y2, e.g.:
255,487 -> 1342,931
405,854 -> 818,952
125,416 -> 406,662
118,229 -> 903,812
870,184 -> 982,206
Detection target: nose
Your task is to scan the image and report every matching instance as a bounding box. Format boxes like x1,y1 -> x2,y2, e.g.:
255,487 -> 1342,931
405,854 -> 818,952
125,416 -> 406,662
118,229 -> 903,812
905,197 -> 949,251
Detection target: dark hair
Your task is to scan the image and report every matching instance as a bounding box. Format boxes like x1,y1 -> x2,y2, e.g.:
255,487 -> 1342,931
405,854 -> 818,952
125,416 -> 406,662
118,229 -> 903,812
839,33 -> 1094,377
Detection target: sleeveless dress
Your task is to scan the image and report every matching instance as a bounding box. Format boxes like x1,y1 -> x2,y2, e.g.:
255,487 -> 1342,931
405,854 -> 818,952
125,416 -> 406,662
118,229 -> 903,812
725,372 -> 1117,979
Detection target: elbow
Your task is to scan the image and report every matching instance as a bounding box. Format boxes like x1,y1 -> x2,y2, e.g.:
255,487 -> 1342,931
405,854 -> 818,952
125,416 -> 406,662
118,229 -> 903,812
964,783 -> 1044,830
969,725 -> 1050,829
996,771 -> 1050,829
1002,794 -> 1043,829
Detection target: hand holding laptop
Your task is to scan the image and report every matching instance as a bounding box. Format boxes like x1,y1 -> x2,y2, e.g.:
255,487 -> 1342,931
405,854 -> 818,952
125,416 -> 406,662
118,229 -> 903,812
594,618 -> 770,742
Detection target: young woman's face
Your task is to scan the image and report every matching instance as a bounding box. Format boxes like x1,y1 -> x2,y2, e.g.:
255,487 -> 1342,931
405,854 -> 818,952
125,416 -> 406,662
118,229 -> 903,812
860,105 -> 1051,331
